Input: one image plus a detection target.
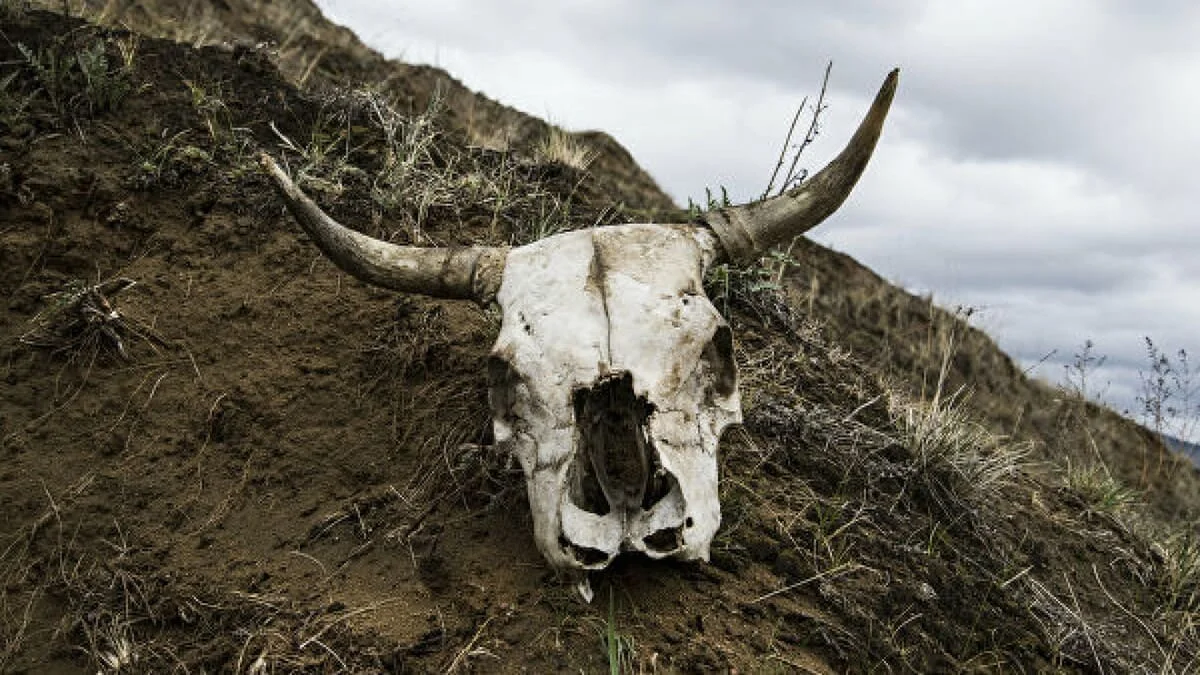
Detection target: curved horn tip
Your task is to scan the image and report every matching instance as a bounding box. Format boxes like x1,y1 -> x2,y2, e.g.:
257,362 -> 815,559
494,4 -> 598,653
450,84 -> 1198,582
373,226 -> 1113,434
873,68 -> 900,112
704,68 -> 899,266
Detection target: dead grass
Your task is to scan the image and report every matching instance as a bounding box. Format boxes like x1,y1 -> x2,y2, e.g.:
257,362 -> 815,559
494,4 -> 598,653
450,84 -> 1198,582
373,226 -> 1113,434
535,127 -> 596,172
1156,528 -> 1200,614
266,85 -> 605,247
1064,462 -> 1141,517
18,277 -> 165,362
888,388 -> 1031,499
0,472 -> 398,672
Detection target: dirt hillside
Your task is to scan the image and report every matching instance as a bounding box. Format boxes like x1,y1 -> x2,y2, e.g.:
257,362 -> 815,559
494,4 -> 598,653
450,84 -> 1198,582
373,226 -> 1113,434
2,3 -> 1198,672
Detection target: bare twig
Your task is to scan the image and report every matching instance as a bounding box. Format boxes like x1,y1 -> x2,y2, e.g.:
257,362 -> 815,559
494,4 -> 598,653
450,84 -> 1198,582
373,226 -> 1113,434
765,61 -> 833,199
762,96 -> 807,199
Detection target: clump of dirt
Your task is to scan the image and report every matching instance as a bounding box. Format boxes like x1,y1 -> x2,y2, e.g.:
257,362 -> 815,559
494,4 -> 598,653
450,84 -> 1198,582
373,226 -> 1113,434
2,6 -> 1198,673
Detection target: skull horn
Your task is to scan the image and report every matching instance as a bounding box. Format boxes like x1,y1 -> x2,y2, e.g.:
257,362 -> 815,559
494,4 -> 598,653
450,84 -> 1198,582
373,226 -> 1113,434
703,69 -> 898,266
259,154 -> 507,304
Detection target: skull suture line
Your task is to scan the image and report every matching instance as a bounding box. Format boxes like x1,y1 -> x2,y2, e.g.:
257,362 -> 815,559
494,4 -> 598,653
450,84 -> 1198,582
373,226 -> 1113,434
261,69 -> 897,573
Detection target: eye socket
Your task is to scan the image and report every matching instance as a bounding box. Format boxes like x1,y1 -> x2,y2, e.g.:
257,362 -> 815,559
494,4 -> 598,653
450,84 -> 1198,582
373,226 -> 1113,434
703,324 -> 737,399
487,354 -> 516,388
487,354 -> 521,423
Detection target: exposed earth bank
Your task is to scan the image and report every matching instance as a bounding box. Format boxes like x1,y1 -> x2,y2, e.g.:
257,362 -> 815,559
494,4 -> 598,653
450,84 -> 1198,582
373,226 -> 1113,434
1,4 -> 1198,672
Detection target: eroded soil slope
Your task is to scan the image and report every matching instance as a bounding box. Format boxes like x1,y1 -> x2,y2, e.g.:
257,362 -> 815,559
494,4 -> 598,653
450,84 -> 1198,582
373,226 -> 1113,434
2,8 -> 1198,673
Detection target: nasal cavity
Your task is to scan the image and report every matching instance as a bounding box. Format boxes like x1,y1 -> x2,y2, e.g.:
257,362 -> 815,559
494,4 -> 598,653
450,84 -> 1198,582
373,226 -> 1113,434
559,536 -> 610,567
571,372 -> 656,515
643,526 -> 684,554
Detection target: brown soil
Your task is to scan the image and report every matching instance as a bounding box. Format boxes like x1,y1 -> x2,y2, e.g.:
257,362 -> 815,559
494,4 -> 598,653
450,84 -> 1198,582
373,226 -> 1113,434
2,5 -> 1198,673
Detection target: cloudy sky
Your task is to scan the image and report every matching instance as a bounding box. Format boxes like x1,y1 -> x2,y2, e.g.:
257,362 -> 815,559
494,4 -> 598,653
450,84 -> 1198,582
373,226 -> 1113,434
313,0 -> 1200,431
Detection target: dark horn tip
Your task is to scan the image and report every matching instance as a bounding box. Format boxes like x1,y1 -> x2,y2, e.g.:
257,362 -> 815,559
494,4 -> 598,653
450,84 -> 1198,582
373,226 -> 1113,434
873,69 -> 900,112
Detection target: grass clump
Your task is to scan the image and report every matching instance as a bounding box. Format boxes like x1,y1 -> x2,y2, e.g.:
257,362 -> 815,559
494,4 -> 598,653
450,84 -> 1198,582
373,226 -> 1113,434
18,277 -> 163,362
268,86 -> 608,247
888,389 -> 1030,497
1156,529 -> 1200,613
1063,463 -> 1140,516
16,33 -> 136,126
886,310 -> 1030,502
535,127 -> 596,171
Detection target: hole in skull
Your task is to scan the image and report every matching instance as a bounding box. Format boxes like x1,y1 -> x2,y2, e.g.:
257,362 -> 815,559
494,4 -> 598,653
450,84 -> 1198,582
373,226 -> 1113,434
571,372 -> 657,515
559,536 -> 610,567
487,355 -> 519,426
641,466 -> 677,511
643,526 -> 683,553
703,324 -> 737,399
575,457 -> 609,516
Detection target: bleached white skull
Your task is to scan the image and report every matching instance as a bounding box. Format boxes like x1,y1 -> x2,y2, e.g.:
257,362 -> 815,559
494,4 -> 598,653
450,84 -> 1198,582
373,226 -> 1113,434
488,224 -> 739,568
261,70 -> 897,572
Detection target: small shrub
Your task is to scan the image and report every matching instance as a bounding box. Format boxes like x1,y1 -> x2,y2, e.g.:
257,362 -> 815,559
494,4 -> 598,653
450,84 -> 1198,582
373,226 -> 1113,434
705,249 -> 800,330
1138,338 -> 1199,445
1062,339 -> 1109,404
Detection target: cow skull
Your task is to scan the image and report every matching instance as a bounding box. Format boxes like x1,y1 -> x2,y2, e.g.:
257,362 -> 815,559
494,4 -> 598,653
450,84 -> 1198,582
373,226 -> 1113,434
261,69 -> 897,573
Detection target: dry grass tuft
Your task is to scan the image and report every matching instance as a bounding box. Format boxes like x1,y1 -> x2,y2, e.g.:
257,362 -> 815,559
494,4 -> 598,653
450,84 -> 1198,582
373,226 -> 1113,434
19,277 -> 164,362
1064,462 -> 1140,516
888,389 -> 1031,497
535,127 -> 596,171
267,87 -> 606,246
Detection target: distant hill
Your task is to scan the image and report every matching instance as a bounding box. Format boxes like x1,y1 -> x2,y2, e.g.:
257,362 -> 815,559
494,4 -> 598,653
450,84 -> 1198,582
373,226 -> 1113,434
1165,433 -> 1200,466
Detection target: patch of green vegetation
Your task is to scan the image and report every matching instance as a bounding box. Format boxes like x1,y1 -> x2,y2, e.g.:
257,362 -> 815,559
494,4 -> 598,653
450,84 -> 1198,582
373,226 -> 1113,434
599,589 -> 636,675
182,78 -> 254,168
1064,463 -> 1140,516
17,33 -> 136,125
131,130 -> 212,189
0,71 -> 35,134
706,247 -> 802,330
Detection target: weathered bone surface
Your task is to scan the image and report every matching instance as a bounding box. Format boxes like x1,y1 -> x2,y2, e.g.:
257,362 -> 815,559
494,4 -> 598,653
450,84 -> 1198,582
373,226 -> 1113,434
260,69 -> 896,574
489,224 -> 739,568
